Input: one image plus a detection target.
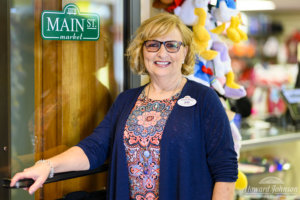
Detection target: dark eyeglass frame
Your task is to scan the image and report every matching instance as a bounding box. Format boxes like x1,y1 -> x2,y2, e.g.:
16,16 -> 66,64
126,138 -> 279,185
143,40 -> 185,53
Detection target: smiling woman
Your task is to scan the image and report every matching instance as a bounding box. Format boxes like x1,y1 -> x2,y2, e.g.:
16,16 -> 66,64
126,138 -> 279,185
10,12 -> 238,200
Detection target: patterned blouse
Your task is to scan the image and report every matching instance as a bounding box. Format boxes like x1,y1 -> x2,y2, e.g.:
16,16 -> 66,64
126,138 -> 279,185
123,89 -> 180,200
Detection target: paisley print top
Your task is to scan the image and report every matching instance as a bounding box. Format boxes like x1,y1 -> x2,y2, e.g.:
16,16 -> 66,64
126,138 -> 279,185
123,90 -> 180,200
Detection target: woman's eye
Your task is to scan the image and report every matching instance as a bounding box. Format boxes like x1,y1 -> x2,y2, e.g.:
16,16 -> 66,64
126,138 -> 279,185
148,43 -> 159,47
166,42 -> 178,49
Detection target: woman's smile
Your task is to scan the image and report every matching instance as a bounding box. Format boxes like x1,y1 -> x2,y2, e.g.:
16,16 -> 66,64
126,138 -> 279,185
154,61 -> 171,67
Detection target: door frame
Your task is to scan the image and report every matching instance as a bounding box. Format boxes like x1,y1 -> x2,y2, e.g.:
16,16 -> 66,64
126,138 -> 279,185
124,0 -> 141,90
0,0 -> 11,199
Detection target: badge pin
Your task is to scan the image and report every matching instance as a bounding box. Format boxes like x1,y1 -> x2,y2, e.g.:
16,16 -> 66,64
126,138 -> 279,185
177,96 -> 197,107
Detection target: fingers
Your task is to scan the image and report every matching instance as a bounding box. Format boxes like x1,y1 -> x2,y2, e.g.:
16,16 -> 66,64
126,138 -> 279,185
28,177 -> 45,195
10,171 -> 32,187
10,163 -> 51,194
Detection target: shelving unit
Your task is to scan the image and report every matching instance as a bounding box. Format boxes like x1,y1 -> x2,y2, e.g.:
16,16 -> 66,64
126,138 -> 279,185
241,132 -> 300,151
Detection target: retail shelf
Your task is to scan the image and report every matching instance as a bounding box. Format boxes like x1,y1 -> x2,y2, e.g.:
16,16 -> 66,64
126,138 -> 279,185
241,132 -> 300,151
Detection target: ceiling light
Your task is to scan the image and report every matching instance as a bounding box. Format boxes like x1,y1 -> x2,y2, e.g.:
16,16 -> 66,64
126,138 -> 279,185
237,0 -> 276,11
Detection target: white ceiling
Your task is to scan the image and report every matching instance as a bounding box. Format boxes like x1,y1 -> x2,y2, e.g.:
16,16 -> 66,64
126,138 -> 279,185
240,0 -> 300,11
273,0 -> 300,11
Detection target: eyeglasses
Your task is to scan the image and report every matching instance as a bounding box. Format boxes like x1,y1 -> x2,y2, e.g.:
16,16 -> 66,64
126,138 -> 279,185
143,40 -> 184,53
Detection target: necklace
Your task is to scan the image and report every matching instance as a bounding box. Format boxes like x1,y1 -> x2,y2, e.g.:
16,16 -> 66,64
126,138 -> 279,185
141,77 -> 184,175
146,77 -> 184,101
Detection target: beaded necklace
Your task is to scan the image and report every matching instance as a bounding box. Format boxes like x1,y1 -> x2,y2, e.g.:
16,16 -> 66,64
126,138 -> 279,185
141,77 -> 183,175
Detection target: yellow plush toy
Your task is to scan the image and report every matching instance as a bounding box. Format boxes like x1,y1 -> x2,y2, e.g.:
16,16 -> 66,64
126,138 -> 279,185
211,0 -> 248,43
227,15 -> 248,43
236,170 -> 248,190
193,8 -> 218,60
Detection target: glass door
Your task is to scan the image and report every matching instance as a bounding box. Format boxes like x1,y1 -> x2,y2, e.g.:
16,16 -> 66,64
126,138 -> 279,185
1,0 -> 125,199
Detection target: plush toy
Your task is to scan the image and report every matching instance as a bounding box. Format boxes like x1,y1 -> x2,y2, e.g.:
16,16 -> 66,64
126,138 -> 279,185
211,40 -> 246,99
236,170 -> 248,190
190,8 -> 246,99
212,0 -> 239,24
174,0 -> 210,25
210,0 -> 238,35
226,15 -> 248,43
152,0 -> 185,13
174,0 -> 198,25
190,56 -> 225,95
193,8 -> 218,60
211,0 -> 248,43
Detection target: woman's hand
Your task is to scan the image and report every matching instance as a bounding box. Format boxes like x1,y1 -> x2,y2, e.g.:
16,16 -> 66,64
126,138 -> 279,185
10,146 -> 90,195
10,162 -> 52,195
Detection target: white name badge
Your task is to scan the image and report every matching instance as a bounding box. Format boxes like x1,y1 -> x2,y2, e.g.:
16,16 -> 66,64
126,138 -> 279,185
177,96 -> 197,107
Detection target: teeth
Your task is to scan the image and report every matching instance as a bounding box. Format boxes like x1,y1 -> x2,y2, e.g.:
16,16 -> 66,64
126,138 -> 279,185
155,61 -> 169,65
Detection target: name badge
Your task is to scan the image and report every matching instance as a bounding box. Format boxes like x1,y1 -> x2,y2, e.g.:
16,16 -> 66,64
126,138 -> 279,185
177,96 -> 197,107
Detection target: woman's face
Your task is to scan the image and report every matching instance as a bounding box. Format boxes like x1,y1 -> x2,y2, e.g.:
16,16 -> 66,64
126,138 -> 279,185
143,28 -> 188,80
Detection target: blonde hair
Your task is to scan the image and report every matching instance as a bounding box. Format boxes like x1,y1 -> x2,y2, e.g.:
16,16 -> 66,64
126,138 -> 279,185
126,13 -> 196,75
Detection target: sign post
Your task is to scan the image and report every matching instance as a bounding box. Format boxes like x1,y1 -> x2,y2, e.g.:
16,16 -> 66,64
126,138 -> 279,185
41,3 -> 100,41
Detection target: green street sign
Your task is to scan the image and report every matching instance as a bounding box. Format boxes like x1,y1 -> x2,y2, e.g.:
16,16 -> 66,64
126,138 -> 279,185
41,3 -> 100,41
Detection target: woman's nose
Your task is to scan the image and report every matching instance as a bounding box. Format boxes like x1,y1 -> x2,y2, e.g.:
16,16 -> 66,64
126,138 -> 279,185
157,44 -> 169,57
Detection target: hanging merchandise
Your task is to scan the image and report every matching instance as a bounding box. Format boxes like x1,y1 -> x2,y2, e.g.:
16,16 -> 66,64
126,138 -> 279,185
192,7 -> 218,60
286,30 -> 300,64
239,155 -> 291,174
211,40 -> 246,99
174,0 -> 210,26
267,87 -> 286,116
180,1 -> 247,99
189,56 -> 225,94
211,0 -> 248,43
263,36 -> 280,58
152,0 -> 185,13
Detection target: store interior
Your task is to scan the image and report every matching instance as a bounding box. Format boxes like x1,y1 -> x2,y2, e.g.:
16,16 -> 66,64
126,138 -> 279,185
143,0 -> 300,199
2,0 -> 300,199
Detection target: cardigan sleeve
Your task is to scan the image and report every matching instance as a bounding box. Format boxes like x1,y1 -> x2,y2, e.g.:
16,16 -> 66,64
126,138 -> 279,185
202,88 -> 238,182
76,93 -> 122,170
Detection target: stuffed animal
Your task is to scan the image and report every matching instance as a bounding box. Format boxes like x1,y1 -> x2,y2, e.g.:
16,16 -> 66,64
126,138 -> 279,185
190,56 -> 225,95
174,0 -> 210,25
190,9 -> 246,99
226,15 -> 248,43
152,0 -> 184,13
211,40 -> 246,99
213,0 -> 239,23
211,0 -> 248,43
152,0 -> 185,12
236,170 -> 248,190
174,0 -> 198,25
193,8 -> 218,60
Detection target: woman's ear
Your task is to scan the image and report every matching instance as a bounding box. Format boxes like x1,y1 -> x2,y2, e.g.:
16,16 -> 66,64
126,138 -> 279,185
184,46 -> 188,58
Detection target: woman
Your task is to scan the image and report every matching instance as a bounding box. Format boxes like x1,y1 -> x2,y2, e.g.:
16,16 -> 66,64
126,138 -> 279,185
11,13 -> 237,199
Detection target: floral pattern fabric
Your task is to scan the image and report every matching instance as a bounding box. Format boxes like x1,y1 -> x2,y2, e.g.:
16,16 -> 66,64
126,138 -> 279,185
124,90 -> 179,200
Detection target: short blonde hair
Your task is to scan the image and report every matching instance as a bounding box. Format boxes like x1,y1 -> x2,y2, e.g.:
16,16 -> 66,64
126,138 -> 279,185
126,13 -> 196,75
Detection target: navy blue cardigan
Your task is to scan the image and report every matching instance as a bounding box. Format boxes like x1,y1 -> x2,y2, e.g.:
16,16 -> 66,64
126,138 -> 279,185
77,79 -> 238,200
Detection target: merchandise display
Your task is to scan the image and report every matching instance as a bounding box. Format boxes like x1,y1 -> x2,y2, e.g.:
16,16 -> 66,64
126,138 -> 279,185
239,155 -> 291,175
